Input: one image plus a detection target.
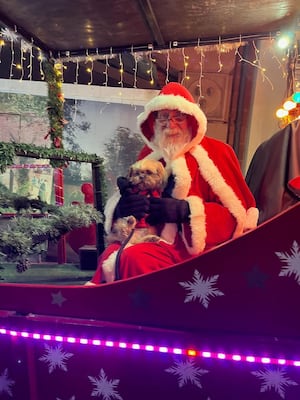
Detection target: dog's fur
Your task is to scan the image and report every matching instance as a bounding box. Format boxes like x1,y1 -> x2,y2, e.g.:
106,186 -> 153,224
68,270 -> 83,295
100,159 -> 167,282
107,159 -> 167,246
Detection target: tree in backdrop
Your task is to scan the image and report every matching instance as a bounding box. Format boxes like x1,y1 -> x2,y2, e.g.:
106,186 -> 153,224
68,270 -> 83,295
103,126 -> 144,197
62,99 -> 91,185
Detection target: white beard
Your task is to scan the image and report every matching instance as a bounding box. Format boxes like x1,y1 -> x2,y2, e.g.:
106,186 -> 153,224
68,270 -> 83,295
153,125 -> 192,160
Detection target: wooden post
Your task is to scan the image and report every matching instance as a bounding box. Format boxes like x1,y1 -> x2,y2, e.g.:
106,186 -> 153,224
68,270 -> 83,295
92,161 -> 105,256
54,168 -> 66,264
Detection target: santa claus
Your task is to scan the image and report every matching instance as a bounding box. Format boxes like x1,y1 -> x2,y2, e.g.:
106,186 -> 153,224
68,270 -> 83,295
90,82 -> 258,284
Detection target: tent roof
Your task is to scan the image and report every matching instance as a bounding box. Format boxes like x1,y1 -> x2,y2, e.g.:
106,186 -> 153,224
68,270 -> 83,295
0,0 -> 299,57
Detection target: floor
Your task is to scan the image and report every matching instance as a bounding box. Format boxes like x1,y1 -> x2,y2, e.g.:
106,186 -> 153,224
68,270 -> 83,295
0,262 -> 94,285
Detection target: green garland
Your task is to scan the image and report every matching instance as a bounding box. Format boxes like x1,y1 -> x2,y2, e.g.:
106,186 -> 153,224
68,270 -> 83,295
0,141 -> 103,174
43,59 -> 65,167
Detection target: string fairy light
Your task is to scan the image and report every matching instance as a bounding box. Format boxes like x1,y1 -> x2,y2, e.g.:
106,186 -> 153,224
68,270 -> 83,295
217,36 -> 223,72
196,39 -> 205,106
165,48 -> 170,85
19,39 -> 27,81
119,53 -> 124,87
102,54 -> 109,86
131,45 -> 138,88
85,50 -> 94,85
37,50 -> 45,81
148,51 -> 155,86
235,39 -> 274,89
9,33 -> 15,79
181,47 -> 189,84
26,38 -> 34,80
0,38 -> 4,62
75,58 -> 79,84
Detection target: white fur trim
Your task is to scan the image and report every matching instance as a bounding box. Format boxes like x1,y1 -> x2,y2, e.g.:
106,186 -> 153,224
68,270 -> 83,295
191,146 -> 247,237
182,195 -> 206,255
104,192 -> 121,234
245,207 -> 259,230
137,93 -> 207,149
170,157 -> 192,199
102,250 -> 118,282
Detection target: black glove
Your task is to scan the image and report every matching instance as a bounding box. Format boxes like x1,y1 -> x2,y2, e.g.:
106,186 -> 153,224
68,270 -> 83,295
146,197 -> 190,225
113,176 -> 149,220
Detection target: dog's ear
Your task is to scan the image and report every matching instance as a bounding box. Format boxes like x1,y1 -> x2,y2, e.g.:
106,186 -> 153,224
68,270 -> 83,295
128,166 -> 134,178
155,161 -> 168,188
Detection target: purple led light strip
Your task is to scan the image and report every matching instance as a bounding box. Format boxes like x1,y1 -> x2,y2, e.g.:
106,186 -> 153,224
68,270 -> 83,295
1,327 -> 300,367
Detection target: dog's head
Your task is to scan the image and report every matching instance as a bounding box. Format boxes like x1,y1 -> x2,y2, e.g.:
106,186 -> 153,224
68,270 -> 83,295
128,159 -> 167,192
108,215 -> 137,243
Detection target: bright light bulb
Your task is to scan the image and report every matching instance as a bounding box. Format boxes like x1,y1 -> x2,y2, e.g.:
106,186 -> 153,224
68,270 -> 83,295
277,33 -> 293,49
292,92 -> 300,103
277,37 -> 290,49
283,100 -> 296,111
276,108 -> 288,118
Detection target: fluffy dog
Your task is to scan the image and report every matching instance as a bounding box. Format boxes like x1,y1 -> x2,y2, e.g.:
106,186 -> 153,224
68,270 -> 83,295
102,159 -> 167,282
107,158 -> 167,245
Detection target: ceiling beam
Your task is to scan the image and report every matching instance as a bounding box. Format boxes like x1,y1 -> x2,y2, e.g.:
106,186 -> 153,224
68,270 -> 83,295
136,0 -> 165,46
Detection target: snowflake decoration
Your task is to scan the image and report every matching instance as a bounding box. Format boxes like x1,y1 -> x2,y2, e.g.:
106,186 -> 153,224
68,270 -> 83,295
251,367 -> 298,399
88,368 -> 123,399
165,359 -> 209,388
0,27 -> 19,42
275,240 -> 300,285
179,269 -> 224,308
51,290 -> 67,307
39,344 -> 73,373
0,368 -> 15,397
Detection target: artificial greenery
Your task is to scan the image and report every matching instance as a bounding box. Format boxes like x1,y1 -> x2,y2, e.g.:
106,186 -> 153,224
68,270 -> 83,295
0,188 -> 102,271
0,141 -> 103,174
43,59 -> 65,167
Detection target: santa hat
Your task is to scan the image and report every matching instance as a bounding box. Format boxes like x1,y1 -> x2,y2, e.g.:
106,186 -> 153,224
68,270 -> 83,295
137,82 -> 207,149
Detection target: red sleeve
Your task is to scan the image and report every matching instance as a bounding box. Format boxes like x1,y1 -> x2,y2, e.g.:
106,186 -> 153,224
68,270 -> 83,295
204,203 -> 236,246
91,243 -> 121,284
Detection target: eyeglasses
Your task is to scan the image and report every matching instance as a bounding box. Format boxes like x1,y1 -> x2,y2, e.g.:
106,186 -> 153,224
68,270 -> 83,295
156,111 -> 187,124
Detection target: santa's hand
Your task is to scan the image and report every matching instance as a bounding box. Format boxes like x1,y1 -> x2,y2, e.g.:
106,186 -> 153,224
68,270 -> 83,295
117,176 -> 132,195
114,193 -> 150,220
147,197 -> 190,225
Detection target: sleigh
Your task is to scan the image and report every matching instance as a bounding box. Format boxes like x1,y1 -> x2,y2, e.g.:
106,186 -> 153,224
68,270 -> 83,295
1,0 -> 300,398
0,202 -> 300,399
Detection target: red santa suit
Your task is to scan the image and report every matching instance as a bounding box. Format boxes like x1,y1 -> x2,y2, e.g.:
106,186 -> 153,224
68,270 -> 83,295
91,82 -> 258,283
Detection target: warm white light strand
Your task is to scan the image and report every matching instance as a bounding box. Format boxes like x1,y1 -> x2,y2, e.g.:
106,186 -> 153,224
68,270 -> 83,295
119,53 -> 124,87
197,40 -> 204,106
217,36 -> 223,72
75,58 -> 79,84
165,49 -> 170,84
38,51 -> 45,81
103,54 -> 109,86
149,51 -> 155,85
86,53 -> 94,85
9,37 -> 15,78
235,40 -> 274,90
19,47 -> 24,81
181,47 -> 188,84
26,39 -> 33,80
132,46 -> 138,88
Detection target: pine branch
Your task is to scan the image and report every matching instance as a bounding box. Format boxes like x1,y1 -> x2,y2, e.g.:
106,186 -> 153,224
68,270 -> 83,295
0,204 -> 102,268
